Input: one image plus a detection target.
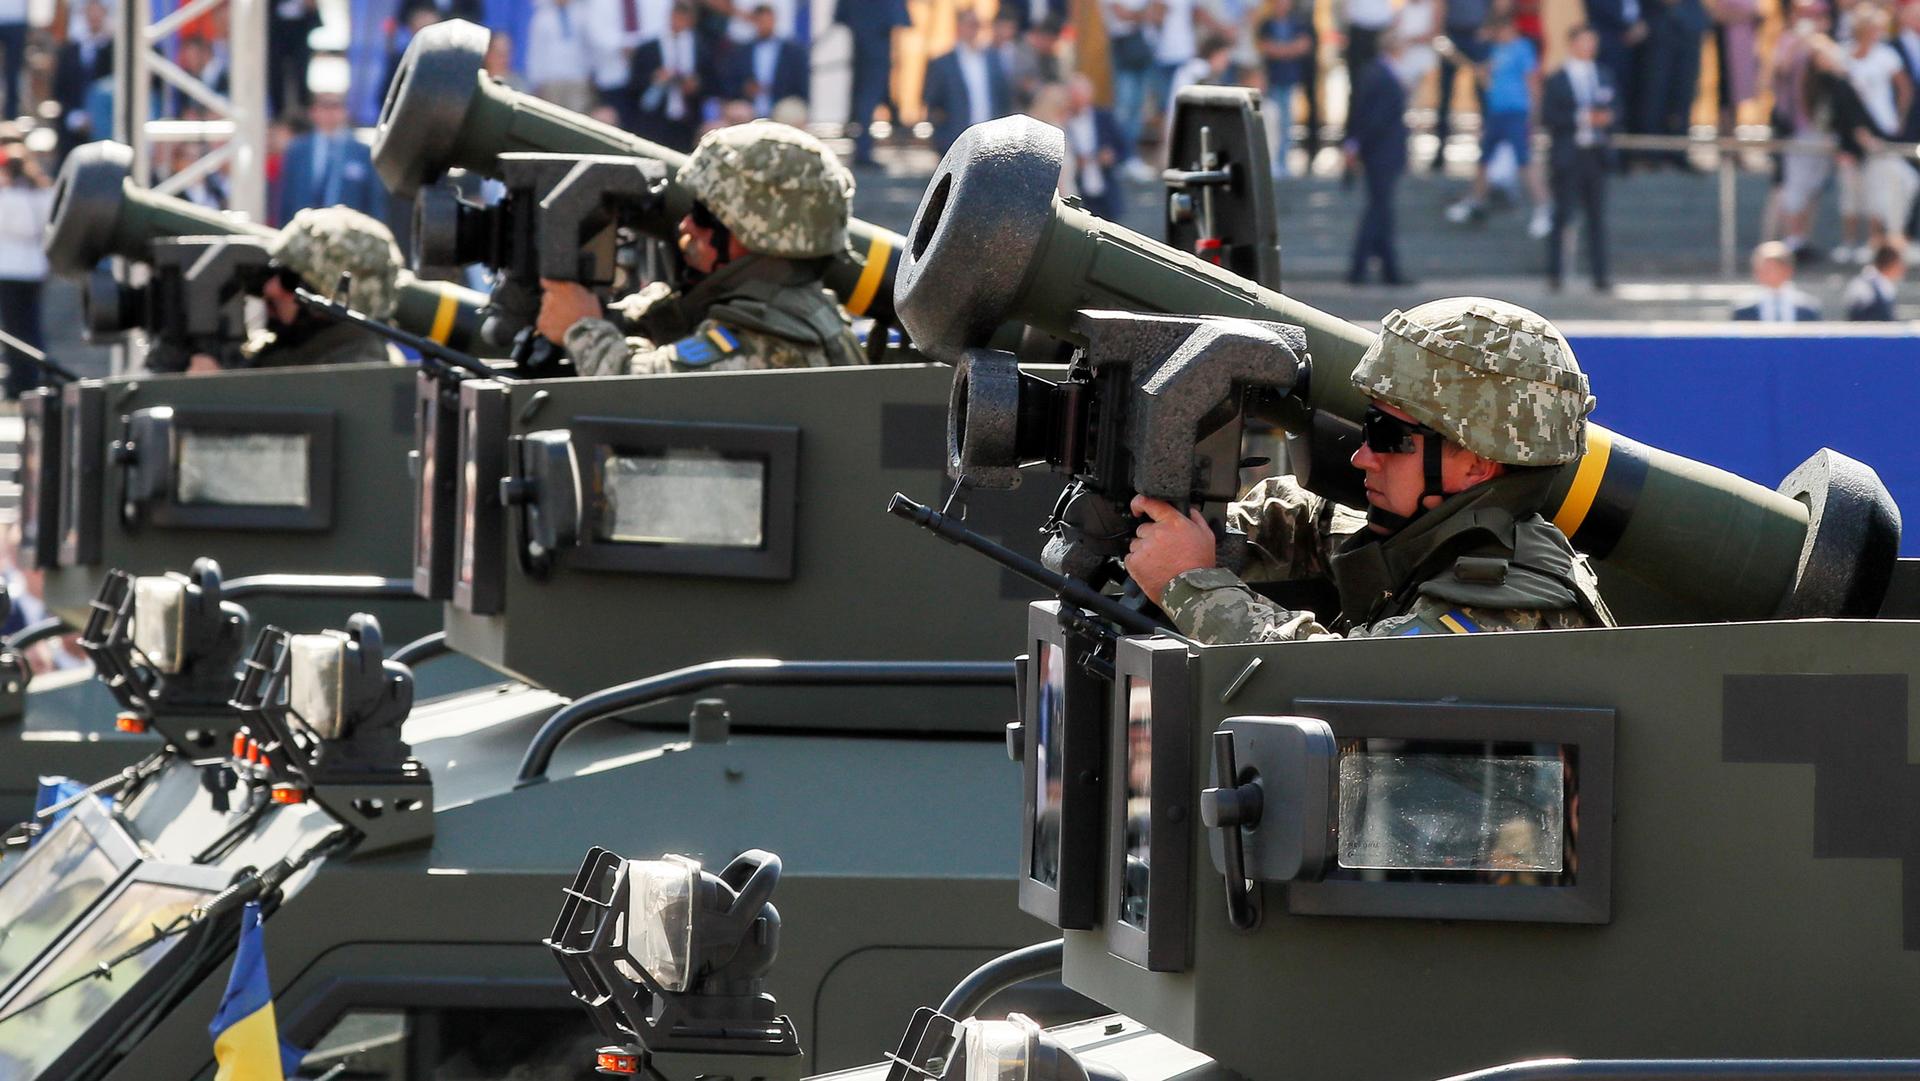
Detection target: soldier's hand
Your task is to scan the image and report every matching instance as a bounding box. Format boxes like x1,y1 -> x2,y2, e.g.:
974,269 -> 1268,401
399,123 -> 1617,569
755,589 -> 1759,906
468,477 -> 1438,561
1125,494 -> 1219,607
537,279 -> 604,345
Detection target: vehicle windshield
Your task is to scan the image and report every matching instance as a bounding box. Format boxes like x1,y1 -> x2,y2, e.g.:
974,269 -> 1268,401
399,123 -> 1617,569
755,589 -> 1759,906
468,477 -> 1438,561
0,815 -> 122,994
0,877 -> 212,1078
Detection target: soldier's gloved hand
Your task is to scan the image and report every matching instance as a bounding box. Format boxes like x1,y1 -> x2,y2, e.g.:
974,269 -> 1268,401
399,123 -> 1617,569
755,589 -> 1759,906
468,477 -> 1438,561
1125,495 -> 1220,606
537,279 -> 605,346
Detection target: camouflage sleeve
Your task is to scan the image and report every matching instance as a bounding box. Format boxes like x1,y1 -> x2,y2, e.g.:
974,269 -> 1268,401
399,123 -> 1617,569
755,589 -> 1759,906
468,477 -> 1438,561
1161,567 -> 1338,643
565,317 -> 655,378
1230,477 -> 1367,584
1352,595 -> 1601,638
1164,571 -> 1600,644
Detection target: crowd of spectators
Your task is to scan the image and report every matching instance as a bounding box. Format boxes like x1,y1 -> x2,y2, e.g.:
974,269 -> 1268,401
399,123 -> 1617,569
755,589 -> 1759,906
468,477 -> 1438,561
0,0 -> 1914,317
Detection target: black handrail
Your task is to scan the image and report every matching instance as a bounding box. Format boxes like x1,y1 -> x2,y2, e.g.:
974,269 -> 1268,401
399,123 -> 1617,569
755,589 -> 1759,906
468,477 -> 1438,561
936,940 -> 1064,1021
390,631 -> 450,667
516,659 -> 1015,784
1442,1062 -> 1920,1081
223,575 -> 420,601
6,617 -> 69,651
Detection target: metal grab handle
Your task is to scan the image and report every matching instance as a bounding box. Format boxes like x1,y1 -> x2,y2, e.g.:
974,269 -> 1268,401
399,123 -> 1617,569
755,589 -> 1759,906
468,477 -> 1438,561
1199,728 -> 1262,931
515,659 -> 1015,785
224,575 -> 420,600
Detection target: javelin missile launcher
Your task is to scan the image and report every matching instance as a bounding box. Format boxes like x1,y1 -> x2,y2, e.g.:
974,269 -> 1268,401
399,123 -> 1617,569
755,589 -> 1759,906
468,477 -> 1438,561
893,115 -> 1899,628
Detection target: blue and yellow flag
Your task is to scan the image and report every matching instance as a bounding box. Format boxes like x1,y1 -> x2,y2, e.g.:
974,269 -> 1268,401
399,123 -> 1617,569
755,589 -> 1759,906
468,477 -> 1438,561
208,901 -> 304,1081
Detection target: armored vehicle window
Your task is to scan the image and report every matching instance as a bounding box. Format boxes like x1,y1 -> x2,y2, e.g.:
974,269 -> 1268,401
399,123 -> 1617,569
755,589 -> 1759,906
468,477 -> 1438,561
595,449 -> 765,548
1120,677 -> 1152,932
0,876 -> 213,1077
1335,742 -> 1567,877
299,1007 -> 602,1079
1031,641 -> 1067,889
176,430 -> 312,508
0,815 -> 120,993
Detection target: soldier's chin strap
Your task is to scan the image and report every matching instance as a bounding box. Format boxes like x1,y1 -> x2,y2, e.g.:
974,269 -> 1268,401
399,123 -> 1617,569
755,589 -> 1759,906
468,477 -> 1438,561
1365,436 -> 1449,533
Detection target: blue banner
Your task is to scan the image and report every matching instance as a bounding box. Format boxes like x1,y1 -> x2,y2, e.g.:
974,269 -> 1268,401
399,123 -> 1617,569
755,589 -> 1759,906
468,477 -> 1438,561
1568,330 -> 1915,554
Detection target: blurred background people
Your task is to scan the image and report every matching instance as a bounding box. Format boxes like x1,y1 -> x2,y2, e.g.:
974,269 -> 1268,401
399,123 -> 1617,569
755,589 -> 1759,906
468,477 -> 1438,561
923,6 -> 1011,155
0,141 -> 51,400
1735,241 -> 1821,320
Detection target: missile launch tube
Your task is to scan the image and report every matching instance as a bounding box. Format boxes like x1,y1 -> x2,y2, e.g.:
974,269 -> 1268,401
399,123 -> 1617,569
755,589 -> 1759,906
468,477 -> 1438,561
371,20 -> 902,327
894,116 -> 1884,623
43,141 -> 490,354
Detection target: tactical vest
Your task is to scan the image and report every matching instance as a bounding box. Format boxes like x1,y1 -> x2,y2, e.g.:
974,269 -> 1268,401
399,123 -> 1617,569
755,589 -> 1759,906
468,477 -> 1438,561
1327,470 -> 1615,630
631,255 -> 865,367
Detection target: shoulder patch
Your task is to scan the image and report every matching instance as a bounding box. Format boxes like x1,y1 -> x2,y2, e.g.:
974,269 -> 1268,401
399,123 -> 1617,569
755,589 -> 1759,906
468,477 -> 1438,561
1436,609 -> 1482,634
672,325 -> 744,367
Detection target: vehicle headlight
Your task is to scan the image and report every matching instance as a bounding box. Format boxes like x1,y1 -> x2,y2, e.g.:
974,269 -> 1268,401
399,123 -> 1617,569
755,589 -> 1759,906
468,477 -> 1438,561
622,855 -> 699,993
956,1015 -> 1042,1081
130,575 -> 188,674
287,632 -> 348,739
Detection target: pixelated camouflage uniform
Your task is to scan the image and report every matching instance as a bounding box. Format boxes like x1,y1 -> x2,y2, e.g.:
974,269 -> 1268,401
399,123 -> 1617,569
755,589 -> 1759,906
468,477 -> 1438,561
1162,298 -> 1613,644
567,120 -> 866,377
246,206 -> 404,368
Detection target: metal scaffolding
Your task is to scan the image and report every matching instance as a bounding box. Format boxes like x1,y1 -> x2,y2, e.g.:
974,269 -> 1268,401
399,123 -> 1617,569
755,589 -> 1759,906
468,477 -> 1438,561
113,0 -> 268,223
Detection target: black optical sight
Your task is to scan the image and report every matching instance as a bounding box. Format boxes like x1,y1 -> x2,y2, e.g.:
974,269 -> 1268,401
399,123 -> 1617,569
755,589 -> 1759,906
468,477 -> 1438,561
82,236 -> 277,371
412,153 -> 670,359
944,310 -> 1308,585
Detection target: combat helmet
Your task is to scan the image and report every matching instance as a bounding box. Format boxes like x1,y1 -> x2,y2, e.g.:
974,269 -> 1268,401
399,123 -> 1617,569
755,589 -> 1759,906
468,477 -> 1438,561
271,206 -> 405,319
1351,296 -> 1595,467
679,119 -> 854,259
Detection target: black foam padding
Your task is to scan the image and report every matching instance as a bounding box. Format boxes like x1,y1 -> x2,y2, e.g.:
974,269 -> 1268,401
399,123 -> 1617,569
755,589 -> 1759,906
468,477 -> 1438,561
895,115 -> 1065,356
1776,448 -> 1903,618
1073,309 -> 1304,499
372,19 -> 490,198
947,348 -> 1026,489
44,141 -> 133,277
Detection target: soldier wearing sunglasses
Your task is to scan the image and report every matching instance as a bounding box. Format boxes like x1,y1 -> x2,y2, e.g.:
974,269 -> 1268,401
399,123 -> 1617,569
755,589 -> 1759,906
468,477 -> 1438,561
1124,297 -> 1615,644
536,120 -> 867,375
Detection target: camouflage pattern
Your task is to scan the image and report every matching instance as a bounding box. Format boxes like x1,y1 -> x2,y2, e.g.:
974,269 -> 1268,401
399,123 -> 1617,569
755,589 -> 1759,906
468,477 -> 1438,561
271,206 -> 405,319
1351,297 -> 1595,466
1232,476 -> 1369,584
1160,475 -> 1609,645
566,315 -> 857,376
1163,568 -> 1600,643
679,120 -> 854,259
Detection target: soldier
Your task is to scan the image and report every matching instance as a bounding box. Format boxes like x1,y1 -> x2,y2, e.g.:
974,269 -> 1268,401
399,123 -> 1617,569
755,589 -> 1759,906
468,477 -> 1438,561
190,206 -> 402,371
1124,297 -> 1615,643
535,119 -> 867,376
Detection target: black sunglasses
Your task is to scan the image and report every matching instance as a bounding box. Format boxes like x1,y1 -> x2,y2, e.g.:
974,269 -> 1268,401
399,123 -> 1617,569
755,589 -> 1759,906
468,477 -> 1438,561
689,200 -> 725,232
1362,405 -> 1440,455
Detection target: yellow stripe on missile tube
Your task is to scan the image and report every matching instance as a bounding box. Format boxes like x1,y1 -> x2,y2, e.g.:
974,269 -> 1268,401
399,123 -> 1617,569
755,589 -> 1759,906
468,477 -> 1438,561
429,290 -> 459,344
1551,426 -> 1614,539
846,234 -> 892,316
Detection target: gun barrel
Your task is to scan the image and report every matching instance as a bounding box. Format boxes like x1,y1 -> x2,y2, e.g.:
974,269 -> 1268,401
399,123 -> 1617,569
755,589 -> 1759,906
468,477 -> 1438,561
290,288 -> 501,380
44,141 -> 493,356
373,20 -> 903,328
0,326 -> 81,384
887,492 -> 1169,638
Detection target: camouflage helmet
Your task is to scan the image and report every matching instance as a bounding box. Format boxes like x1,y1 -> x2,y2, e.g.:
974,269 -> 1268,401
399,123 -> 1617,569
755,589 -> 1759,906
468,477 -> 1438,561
1351,297 -> 1595,466
270,206 -> 404,319
679,120 -> 854,259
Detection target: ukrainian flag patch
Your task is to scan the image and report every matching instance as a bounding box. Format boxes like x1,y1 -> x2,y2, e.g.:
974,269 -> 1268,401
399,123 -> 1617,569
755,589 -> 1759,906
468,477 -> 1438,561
1436,609 -> 1482,634
673,325 -> 743,367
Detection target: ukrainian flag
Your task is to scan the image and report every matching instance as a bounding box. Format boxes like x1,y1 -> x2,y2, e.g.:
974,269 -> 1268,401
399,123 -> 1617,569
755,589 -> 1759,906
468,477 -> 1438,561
208,901 -> 305,1081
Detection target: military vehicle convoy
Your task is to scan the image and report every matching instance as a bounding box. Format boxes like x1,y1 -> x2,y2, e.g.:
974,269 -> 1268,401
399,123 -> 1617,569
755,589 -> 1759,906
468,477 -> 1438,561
539,117 -> 1920,1081
0,93 -> 1113,1074
19,55 -> 1909,1081
0,143 -> 507,821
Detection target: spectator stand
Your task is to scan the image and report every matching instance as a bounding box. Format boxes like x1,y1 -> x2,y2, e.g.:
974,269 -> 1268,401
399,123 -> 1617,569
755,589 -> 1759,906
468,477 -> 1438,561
113,0 -> 267,221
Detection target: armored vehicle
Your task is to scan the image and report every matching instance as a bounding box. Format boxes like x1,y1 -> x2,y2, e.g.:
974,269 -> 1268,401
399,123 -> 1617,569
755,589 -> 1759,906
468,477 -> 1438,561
0,143 -> 503,820
534,117 -> 1919,1081
0,354 -> 1099,1081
